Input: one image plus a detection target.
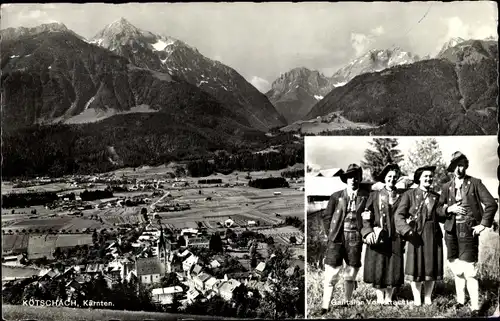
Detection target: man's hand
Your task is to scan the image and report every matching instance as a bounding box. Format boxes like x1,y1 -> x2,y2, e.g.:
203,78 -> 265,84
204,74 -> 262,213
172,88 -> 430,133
472,225 -> 486,236
364,232 -> 377,244
447,204 -> 467,215
361,210 -> 371,220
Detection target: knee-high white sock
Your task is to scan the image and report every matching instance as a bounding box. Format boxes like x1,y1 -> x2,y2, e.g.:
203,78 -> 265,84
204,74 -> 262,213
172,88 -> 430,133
466,277 -> 480,311
384,287 -> 395,304
424,281 -> 435,305
322,282 -> 334,309
375,288 -> 384,304
410,282 -> 422,306
455,276 -> 466,304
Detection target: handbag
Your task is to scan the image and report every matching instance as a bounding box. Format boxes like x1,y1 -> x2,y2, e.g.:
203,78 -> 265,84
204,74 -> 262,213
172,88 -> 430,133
404,192 -> 429,236
372,226 -> 389,246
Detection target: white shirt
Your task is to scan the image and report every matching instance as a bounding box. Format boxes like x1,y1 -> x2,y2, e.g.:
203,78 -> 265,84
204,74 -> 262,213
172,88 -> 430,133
455,177 -> 464,189
455,177 -> 464,201
347,189 -> 358,212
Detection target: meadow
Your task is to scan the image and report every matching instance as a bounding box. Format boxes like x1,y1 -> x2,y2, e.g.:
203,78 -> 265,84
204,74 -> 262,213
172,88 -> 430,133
306,226 -> 499,318
2,305 -> 236,321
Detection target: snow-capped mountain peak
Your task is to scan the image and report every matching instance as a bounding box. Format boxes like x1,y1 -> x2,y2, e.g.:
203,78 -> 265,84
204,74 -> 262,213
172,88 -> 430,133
89,18 -> 286,131
438,37 -> 467,56
330,47 -> 419,84
0,22 -> 89,43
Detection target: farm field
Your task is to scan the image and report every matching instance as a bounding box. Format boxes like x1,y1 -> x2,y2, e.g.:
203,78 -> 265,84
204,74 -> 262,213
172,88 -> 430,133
2,234 -> 30,254
2,216 -> 107,234
2,265 -> 40,281
2,166 -> 304,242
1,181 -> 107,195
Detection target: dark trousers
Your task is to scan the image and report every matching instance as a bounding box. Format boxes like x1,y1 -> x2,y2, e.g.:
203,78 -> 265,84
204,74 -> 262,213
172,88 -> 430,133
325,230 -> 363,268
445,221 -> 479,263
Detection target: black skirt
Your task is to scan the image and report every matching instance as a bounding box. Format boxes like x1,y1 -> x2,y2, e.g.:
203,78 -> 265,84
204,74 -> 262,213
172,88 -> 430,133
405,221 -> 443,282
363,234 -> 405,288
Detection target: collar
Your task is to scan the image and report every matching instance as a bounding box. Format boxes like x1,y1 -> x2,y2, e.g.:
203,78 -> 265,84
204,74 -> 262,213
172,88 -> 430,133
418,186 -> 431,194
384,186 -> 397,193
454,176 -> 465,187
347,188 -> 358,198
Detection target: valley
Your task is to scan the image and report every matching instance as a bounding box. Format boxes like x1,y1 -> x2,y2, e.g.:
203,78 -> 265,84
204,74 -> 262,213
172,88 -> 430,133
280,112 -> 378,135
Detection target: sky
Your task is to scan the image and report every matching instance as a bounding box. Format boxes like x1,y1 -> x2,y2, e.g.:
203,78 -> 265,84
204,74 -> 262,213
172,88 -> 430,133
305,136 -> 498,196
1,2 -> 497,93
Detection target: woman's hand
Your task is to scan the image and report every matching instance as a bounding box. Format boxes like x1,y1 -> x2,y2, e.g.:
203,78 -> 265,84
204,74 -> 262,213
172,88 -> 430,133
364,232 -> 377,244
361,210 -> 371,220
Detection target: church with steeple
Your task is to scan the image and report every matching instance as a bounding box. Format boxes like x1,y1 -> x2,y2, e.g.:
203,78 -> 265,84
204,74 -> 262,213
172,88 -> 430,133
156,224 -> 174,274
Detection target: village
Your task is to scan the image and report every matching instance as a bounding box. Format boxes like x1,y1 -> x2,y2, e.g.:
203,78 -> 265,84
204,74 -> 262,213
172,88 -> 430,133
2,166 -> 305,317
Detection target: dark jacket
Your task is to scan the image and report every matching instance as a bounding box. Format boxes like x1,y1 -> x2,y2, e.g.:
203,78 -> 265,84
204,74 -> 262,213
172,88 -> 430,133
438,175 -> 497,232
321,188 -> 370,242
394,188 -> 446,238
361,188 -> 404,239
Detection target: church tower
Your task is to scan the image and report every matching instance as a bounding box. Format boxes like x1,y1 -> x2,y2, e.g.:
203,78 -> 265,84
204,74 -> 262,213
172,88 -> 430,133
157,225 -> 172,274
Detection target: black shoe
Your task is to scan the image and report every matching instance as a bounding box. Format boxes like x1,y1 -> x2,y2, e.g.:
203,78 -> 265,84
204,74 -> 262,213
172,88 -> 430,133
470,310 -> 481,318
455,303 -> 465,309
320,308 -> 329,315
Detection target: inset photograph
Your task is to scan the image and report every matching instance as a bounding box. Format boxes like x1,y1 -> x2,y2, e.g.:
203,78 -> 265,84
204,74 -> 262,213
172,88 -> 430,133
306,136 -> 498,319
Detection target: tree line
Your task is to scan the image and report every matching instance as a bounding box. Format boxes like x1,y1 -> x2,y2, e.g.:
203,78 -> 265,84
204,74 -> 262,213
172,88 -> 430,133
2,191 -> 58,209
248,177 -> 289,189
80,188 -> 114,202
186,147 -> 304,178
2,118 -> 303,179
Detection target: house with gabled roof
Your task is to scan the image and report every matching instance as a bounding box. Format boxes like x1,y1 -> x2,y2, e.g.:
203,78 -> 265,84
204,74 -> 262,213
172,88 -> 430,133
191,264 -> 203,276
186,288 -> 200,303
194,272 -> 211,292
151,286 -> 184,305
204,276 -> 219,293
209,259 -> 220,269
136,257 -> 164,285
218,279 -> 241,301
255,262 -> 266,277
182,254 -> 198,273
246,280 -> 268,298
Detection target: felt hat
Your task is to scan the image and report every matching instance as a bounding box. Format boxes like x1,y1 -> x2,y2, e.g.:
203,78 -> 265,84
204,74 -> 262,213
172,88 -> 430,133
376,163 -> 401,183
446,151 -> 469,172
413,165 -> 436,185
340,164 -> 363,184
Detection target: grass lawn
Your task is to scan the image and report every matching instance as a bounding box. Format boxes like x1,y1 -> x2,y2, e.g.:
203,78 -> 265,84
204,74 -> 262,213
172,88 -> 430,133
307,227 -> 499,319
307,265 -> 499,319
2,305 -> 237,321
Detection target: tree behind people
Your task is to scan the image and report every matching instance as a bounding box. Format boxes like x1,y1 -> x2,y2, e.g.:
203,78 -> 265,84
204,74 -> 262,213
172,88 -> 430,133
361,138 -> 404,181
402,138 -> 450,190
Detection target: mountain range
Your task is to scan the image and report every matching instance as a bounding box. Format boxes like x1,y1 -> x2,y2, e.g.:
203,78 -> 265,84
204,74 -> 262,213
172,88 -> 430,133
266,47 -> 423,123
1,20 -> 497,177
1,19 -> 286,132
303,39 -> 497,135
1,20 -> 290,178
88,18 -> 286,131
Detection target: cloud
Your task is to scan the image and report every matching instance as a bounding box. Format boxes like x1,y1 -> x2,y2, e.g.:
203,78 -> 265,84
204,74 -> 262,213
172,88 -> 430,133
350,26 -> 386,57
371,25 -> 385,36
437,16 -> 497,52
250,76 -> 271,93
350,32 -> 374,57
16,9 -> 59,25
